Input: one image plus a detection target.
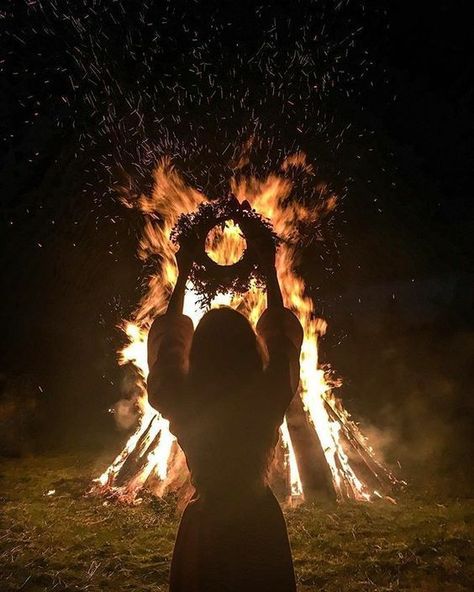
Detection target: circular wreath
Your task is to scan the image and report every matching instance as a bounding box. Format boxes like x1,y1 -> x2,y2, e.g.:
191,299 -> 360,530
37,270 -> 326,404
170,196 -> 278,304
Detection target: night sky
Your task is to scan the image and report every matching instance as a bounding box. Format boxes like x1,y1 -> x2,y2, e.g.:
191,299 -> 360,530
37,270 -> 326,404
1,1 -> 472,476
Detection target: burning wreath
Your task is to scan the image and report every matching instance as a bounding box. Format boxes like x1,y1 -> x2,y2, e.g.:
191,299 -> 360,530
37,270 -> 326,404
170,196 -> 279,304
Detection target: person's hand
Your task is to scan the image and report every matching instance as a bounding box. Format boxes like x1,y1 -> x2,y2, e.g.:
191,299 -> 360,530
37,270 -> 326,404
175,246 -> 192,276
239,199 -> 277,275
252,233 -> 276,275
175,231 -> 202,276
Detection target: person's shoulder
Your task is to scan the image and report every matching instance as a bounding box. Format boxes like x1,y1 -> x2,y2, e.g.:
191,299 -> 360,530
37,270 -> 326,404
149,313 -> 194,337
257,308 -> 303,352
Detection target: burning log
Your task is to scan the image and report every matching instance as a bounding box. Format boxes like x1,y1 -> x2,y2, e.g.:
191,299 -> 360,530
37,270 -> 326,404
286,390 -> 333,499
115,415 -> 159,487
322,399 -> 398,494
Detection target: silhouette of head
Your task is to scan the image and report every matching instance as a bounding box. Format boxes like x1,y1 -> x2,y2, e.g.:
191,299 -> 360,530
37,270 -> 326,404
189,307 -> 263,393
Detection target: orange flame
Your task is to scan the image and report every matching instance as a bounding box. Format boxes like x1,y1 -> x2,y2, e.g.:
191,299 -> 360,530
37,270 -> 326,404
94,154 -> 397,502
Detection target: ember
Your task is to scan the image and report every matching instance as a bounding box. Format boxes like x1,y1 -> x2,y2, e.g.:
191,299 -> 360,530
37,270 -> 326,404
93,155 -> 399,503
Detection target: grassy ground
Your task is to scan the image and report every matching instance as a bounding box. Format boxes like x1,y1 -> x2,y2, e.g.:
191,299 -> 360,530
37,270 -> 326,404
0,452 -> 473,591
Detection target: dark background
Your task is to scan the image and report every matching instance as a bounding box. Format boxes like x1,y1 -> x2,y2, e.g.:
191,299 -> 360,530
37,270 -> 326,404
1,1 -> 472,495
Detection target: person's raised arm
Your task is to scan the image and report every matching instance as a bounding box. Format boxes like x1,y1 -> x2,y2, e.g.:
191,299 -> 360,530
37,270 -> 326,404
242,204 -> 283,310
247,212 -> 303,412
146,241 -> 196,419
261,253 -> 284,310
254,235 -> 303,386
165,244 -> 194,316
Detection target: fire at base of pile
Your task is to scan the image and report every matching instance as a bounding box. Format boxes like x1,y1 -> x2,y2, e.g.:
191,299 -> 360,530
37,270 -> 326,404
90,154 -> 401,505
92,376 -> 398,506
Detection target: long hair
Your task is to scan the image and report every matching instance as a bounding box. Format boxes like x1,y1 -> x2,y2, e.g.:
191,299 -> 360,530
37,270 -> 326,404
189,307 -> 263,400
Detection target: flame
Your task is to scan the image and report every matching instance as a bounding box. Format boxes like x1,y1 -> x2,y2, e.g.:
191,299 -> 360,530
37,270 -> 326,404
206,220 -> 247,265
93,154 -> 397,502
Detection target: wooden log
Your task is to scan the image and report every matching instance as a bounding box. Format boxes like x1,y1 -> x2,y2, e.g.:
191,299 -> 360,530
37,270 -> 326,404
115,416 -> 158,486
285,390 -> 334,500
323,399 -> 396,492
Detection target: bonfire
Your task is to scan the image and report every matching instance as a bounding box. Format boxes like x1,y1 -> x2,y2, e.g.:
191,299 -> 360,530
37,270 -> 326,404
92,154 -> 399,504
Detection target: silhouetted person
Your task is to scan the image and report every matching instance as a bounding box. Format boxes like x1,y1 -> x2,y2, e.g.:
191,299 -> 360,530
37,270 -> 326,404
147,230 -> 303,592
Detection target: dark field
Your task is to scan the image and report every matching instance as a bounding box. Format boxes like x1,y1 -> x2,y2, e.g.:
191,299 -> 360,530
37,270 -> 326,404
1,453 -> 473,592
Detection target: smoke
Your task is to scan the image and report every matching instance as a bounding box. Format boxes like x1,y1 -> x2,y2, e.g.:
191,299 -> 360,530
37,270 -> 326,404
109,369 -> 144,432
110,398 -> 139,432
339,321 -> 474,498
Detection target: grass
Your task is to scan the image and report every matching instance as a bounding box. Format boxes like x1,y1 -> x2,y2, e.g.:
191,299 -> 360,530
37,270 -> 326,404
0,452 -> 473,591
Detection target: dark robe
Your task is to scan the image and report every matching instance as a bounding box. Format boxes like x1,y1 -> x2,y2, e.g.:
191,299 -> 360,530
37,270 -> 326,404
147,307 -> 303,592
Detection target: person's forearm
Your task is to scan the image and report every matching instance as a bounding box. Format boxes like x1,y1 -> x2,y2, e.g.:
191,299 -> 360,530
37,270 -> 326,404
166,272 -> 188,315
266,266 -> 284,309
166,243 -> 195,315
